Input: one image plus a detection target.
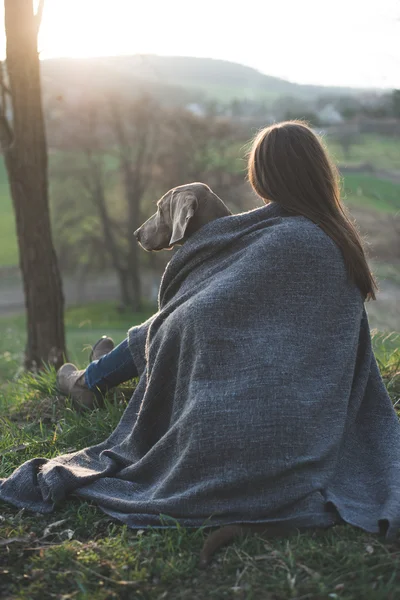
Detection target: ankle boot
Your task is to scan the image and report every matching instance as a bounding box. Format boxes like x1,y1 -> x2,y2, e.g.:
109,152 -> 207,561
56,363 -> 98,410
90,336 -> 115,361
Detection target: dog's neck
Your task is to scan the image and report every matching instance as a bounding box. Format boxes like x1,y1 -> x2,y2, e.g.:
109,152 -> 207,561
196,199 -> 232,227
185,201 -> 231,241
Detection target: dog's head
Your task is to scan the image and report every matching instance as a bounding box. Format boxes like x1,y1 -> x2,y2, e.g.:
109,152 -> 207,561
134,182 -> 232,252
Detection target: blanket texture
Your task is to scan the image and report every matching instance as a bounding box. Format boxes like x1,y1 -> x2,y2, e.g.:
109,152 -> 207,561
1,202 -> 400,539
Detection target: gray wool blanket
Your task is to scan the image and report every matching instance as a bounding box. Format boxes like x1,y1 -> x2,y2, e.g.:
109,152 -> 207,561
1,201 -> 400,540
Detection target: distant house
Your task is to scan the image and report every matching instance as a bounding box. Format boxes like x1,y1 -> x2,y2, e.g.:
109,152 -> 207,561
186,103 -> 206,117
317,104 -> 344,125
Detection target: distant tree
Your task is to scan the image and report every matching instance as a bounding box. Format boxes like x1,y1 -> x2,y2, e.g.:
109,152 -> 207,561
315,95 -> 336,111
50,110 -> 132,308
0,0 -> 66,370
51,99 -> 157,310
251,100 -> 270,120
204,99 -> 221,119
109,94 -> 161,311
392,90 -> 400,118
156,108 -> 247,199
272,95 -> 320,126
336,132 -> 355,160
332,126 -> 361,161
333,95 -> 363,120
284,110 -> 320,127
229,99 -> 243,118
50,103 -> 250,305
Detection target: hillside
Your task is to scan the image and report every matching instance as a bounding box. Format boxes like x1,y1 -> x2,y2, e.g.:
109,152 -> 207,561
40,54 -> 368,104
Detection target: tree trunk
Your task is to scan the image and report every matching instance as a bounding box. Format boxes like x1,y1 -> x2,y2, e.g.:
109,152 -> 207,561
108,100 -> 144,313
4,0 -> 66,370
93,181 -> 132,308
116,267 -> 132,309
85,158 -> 134,308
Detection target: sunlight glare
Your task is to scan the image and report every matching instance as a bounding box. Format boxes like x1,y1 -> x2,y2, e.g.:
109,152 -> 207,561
0,0 -> 398,87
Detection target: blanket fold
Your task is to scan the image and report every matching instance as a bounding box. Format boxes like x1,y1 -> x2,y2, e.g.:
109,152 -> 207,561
1,201 -> 400,539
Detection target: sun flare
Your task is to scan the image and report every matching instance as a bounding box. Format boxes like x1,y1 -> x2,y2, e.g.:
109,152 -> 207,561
0,0 -> 398,88
38,0 -> 141,58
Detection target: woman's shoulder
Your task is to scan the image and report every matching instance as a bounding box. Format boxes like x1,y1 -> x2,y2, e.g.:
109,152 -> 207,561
263,213 -> 346,275
269,214 -> 361,295
277,214 -> 341,255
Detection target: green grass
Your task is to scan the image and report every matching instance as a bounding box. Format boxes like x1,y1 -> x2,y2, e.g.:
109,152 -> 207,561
1,510 -> 400,600
0,303 -> 400,598
373,262 -> 400,287
342,174 -> 400,214
0,159 -> 18,268
326,134 -> 400,171
0,301 -> 155,386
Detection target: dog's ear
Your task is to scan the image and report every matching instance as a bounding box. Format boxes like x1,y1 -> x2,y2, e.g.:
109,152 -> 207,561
169,191 -> 199,246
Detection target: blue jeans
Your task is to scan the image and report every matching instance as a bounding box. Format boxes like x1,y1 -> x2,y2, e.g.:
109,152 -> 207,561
85,338 -> 138,397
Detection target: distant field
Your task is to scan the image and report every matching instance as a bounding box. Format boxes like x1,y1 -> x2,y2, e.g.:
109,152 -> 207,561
326,134 -> 400,171
0,160 -> 18,267
342,173 -> 400,214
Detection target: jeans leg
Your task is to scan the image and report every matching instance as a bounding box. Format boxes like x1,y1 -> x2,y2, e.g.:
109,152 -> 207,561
85,337 -> 138,395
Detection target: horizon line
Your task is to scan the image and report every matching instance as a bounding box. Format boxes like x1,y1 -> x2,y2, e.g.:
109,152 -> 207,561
36,52 -> 392,92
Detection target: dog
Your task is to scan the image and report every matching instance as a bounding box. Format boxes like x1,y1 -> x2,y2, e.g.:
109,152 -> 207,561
133,182 -> 232,251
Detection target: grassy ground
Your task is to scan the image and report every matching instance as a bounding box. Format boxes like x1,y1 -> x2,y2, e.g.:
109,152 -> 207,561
373,263 -> 400,287
1,303 -> 400,599
342,174 -> 400,215
326,134 -> 400,171
0,160 -> 18,268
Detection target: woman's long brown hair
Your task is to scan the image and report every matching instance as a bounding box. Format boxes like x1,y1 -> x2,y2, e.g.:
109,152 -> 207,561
248,120 -> 377,301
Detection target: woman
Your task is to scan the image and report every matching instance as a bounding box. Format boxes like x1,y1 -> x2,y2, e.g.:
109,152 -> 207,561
58,119 -> 377,406
1,121 -> 400,546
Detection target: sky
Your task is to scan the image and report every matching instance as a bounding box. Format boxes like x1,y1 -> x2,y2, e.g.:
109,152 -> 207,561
1,0 -> 400,89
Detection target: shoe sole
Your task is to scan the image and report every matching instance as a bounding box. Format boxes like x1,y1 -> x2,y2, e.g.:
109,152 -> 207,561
90,337 -> 115,362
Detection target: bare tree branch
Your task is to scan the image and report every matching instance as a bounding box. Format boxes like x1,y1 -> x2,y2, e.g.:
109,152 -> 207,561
0,63 -> 6,117
0,115 -> 14,151
0,81 -> 11,96
35,0 -> 45,36
0,61 -> 14,151
0,64 -> 11,101
108,95 -> 131,163
0,62 -> 11,113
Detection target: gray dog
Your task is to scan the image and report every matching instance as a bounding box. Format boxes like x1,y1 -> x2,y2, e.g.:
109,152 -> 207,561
134,182 -> 232,251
